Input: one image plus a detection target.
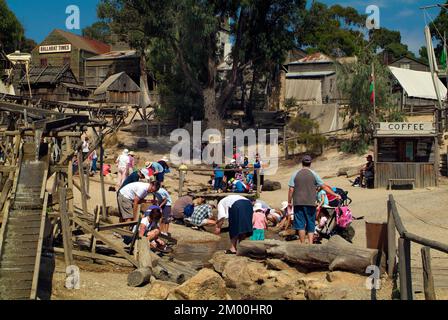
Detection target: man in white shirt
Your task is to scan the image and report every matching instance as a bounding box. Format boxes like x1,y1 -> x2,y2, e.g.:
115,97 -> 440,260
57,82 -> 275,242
117,181 -> 161,222
216,195 -> 253,254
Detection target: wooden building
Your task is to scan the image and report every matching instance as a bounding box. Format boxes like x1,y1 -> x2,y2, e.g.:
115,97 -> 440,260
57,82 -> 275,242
285,53 -> 345,105
388,55 -> 429,72
84,50 -> 140,89
374,122 -> 439,189
31,29 -> 111,85
19,65 -> 91,101
93,72 -> 140,105
389,66 -> 447,115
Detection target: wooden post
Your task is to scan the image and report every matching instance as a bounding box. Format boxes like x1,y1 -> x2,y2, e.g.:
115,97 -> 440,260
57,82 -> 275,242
256,169 -> 261,198
66,137 -> 75,216
77,151 -> 89,216
283,125 -> 288,160
90,206 -> 101,254
398,237 -> 413,300
421,246 -> 436,300
99,133 -> 107,220
387,201 -> 396,277
59,179 -> 74,267
178,169 -> 185,197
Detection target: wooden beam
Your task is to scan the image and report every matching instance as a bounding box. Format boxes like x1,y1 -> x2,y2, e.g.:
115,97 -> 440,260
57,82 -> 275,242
98,221 -> 139,232
59,183 -> 74,268
387,200 -> 396,278
53,247 -> 134,267
30,192 -> 48,300
398,237 -> 413,300
71,216 -> 138,268
99,133 -> 107,220
77,151 -> 89,216
421,246 -> 436,300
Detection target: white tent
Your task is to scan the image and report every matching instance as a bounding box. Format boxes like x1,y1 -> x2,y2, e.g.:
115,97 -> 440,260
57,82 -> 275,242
389,66 -> 447,100
285,79 -> 322,105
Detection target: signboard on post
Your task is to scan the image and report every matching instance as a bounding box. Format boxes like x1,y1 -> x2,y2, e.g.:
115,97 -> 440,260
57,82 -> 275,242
39,44 -> 72,54
376,122 -> 436,136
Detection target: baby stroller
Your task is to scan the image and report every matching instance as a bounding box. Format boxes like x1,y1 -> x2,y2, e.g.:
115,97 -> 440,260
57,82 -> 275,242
314,201 -> 356,244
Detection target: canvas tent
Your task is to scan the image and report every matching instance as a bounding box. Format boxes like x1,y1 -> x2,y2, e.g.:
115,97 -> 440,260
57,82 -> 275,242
389,66 -> 447,100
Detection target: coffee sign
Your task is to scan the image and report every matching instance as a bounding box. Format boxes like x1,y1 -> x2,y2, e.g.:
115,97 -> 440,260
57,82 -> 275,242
376,122 -> 435,136
39,44 -> 72,54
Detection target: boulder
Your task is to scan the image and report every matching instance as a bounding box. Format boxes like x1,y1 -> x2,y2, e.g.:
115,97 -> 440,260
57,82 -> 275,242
171,268 -> 230,300
209,251 -> 246,274
146,280 -> 179,300
265,259 -> 291,271
262,180 -> 282,192
221,258 -> 270,288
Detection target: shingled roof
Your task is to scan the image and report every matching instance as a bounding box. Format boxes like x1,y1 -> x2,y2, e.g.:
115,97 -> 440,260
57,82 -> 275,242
20,64 -> 78,85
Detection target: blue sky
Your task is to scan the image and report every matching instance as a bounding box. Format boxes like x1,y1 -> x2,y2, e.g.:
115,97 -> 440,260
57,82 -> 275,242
5,0 -> 445,56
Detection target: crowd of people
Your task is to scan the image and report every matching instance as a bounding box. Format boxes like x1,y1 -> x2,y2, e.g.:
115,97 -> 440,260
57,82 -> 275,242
210,147 -> 266,194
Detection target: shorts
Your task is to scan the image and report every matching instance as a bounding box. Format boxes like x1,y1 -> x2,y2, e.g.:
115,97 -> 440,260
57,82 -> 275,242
162,206 -> 172,224
117,194 -> 134,220
293,205 -> 316,233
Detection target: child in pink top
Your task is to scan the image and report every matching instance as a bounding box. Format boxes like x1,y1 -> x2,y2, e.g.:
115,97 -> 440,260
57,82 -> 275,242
250,203 -> 268,241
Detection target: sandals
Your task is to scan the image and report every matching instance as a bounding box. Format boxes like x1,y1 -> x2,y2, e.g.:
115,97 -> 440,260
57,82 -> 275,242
225,250 -> 237,255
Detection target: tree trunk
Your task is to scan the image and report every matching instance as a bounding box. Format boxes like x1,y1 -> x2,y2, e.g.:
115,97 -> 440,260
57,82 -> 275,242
127,268 -> 153,287
203,87 -> 223,131
237,236 -> 386,275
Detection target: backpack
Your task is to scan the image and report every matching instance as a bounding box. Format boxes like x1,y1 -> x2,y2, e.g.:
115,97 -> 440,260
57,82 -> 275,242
184,204 -> 194,218
335,206 -> 353,229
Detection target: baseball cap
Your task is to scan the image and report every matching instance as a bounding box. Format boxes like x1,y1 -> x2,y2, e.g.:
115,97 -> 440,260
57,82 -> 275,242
366,155 -> 373,159
123,149 -> 129,155
140,168 -> 151,180
144,205 -> 161,217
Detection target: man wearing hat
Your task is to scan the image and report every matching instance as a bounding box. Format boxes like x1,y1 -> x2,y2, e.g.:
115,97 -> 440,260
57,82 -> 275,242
118,168 -> 151,192
359,155 -> 375,188
288,155 -> 340,244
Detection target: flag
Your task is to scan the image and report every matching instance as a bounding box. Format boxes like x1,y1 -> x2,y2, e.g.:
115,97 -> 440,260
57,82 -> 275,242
441,44 -> 447,71
369,74 -> 375,104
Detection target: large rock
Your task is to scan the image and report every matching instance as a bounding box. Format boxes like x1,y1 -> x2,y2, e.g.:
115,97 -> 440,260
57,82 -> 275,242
170,268 -> 231,300
262,180 -> 282,192
146,280 -> 179,300
265,259 -> 291,271
209,251 -> 247,274
222,258 -> 270,288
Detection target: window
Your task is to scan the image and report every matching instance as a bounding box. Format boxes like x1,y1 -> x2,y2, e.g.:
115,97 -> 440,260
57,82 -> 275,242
40,58 -> 48,67
378,138 -> 434,163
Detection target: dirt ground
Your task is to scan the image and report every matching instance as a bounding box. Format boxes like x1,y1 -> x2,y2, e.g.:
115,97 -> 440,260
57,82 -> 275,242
51,131 -> 448,300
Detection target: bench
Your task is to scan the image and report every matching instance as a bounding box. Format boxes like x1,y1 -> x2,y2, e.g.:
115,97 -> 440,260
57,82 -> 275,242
388,178 -> 415,190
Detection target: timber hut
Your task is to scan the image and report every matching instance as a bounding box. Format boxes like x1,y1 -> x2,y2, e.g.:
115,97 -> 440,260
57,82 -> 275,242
19,64 -> 91,101
374,122 -> 440,189
93,72 -> 140,105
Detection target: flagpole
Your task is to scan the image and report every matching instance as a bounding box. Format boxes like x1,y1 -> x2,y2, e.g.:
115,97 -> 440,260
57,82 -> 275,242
372,62 -> 376,120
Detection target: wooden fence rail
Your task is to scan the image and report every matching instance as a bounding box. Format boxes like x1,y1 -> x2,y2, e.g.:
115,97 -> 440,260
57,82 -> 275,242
387,194 -> 448,300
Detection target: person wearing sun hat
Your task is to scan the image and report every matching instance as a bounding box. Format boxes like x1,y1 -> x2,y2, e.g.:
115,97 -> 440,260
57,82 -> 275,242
116,149 -> 131,189
250,202 -> 268,241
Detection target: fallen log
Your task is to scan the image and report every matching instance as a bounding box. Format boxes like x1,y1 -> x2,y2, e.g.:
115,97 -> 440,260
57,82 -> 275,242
127,268 -> 153,287
238,236 -> 385,274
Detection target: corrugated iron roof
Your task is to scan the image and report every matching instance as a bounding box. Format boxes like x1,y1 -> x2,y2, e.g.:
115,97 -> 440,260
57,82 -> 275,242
289,52 -> 333,64
54,29 -> 111,54
86,50 -> 139,61
94,72 -> 140,95
286,71 -> 335,78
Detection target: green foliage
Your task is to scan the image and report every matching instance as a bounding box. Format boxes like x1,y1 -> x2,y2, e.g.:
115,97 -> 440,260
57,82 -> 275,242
82,22 -> 113,44
288,111 -> 326,155
0,0 -> 24,53
337,53 -> 405,153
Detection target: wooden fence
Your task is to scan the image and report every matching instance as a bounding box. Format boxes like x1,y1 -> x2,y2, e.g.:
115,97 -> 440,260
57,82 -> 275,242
376,163 -> 437,189
387,194 -> 448,300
